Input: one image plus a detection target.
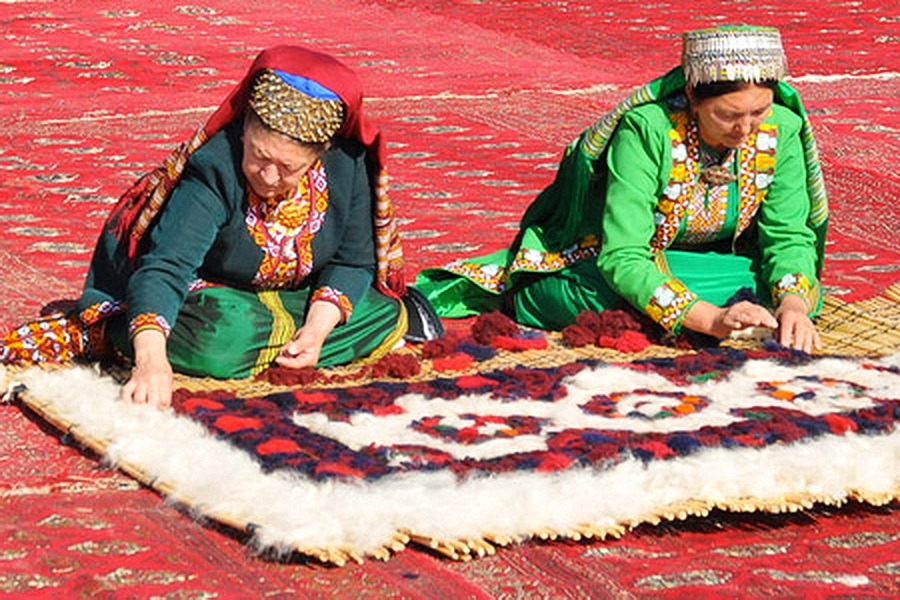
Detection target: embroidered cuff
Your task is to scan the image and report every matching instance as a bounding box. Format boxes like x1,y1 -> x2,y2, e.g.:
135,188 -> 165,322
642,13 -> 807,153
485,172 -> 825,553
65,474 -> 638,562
128,313 -> 171,338
772,273 -> 816,312
311,286 -> 354,322
79,300 -> 124,326
644,279 -> 699,333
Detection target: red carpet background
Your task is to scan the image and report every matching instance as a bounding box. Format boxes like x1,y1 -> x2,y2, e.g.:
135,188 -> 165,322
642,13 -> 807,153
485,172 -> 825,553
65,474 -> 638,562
1,0 -> 898,597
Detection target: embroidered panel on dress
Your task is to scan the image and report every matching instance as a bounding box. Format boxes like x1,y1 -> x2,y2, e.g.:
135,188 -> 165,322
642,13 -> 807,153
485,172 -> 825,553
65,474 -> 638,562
651,113 -> 778,252
443,234 -> 601,293
644,278 -> 698,332
678,146 -> 735,246
246,161 -> 329,288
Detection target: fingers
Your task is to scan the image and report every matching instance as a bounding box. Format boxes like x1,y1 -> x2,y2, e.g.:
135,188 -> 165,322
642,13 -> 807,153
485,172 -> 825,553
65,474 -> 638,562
275,348 -> 318,369
722,301 -> 777,331
276,328 -> 323,369
777,317 -> 821,354
120,372 -> 173,409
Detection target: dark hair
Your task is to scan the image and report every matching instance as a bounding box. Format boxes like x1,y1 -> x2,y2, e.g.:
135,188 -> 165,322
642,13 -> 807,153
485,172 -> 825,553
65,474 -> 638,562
689,79 -> 778,102
242,107 -> 329,153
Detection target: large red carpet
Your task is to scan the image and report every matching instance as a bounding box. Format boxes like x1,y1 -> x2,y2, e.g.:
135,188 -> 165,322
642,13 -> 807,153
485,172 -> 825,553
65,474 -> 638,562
1,0 -> 897,597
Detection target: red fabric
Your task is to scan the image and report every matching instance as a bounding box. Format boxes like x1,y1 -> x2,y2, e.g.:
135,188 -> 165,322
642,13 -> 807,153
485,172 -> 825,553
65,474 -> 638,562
1,0 -> 898,597
204,46 -> 385,170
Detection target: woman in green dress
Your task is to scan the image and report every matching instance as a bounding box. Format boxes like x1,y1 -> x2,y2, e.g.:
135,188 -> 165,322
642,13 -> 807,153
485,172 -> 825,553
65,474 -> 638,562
417,25 -> 827,353
1,46 -> 435,408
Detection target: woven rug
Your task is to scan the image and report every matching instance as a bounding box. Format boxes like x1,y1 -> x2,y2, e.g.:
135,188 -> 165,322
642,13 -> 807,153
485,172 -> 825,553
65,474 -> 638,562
5,286 -> 898,566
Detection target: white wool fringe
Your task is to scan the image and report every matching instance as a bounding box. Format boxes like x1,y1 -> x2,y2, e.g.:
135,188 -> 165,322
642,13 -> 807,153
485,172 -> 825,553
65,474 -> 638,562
4,354 -> 898,557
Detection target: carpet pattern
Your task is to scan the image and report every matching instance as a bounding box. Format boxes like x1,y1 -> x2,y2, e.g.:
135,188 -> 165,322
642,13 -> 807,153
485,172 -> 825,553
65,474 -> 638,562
4,294 -> 899,567
1,0 -> 899,597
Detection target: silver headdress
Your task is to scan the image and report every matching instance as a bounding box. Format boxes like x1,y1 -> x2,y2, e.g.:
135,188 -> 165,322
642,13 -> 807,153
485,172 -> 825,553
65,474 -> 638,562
682,26 -> 788,87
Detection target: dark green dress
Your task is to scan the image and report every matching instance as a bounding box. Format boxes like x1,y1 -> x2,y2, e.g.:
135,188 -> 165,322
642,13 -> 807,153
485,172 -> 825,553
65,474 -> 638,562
78,120 -> 404,378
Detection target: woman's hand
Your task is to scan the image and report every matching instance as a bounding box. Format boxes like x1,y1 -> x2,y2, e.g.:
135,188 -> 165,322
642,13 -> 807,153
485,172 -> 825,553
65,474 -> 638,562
121,329 -> 174,408
775,294 -> 821,353
276,300 -> 342,369
684,299 -> 778,340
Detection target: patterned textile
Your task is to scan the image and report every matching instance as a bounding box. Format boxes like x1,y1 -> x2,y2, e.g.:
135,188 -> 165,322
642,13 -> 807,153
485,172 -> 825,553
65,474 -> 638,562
173,348 -> 898,482
1,0 -> 898,596
6,318 -> 897,565
246,161 -> 329,288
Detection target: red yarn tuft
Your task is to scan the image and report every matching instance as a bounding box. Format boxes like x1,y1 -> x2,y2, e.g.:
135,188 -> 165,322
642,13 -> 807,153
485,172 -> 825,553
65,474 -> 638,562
492,335 -> 548,352
565,309 -> 653,351
369,353 -> 421,379
257,366 -> 322,386
562,324 -> 595,348
421,333 -> 462,359
598,330 -> 651,353
432,352 -> 475,372
471,311 -> 520,345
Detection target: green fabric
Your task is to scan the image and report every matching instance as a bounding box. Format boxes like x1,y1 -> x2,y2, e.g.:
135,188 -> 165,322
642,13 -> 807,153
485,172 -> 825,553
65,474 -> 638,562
417,66 -> 828,329
109,285 -> 403,379
513,250 -> 761,331
598,101 -> 817,316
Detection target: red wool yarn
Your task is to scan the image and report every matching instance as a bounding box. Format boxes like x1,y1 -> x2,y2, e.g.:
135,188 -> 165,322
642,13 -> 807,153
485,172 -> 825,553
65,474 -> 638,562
368,353 -> 421,379
421,333 -> 463,359
432,352 -> 475,372
471,311 -> 520,345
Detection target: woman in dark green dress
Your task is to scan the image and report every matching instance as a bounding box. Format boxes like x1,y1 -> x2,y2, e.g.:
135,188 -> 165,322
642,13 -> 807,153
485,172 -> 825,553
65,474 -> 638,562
1,46 -> 434,408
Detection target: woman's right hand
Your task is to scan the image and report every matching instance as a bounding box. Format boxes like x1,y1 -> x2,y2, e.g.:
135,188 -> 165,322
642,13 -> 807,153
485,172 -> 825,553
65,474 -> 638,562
121,329 -> 173,409
684,299 -> 778,340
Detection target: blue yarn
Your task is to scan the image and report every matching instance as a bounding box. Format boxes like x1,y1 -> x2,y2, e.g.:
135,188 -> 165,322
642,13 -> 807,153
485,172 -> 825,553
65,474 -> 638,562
666,433 -> 703,455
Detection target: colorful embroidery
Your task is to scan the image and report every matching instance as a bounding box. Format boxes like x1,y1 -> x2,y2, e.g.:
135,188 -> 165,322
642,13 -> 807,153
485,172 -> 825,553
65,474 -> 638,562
736,124 -> 777,238
644,279 -> 698,332
0,313 -> 85,364
772,272 -> 817,309
442,235 -> 601,293
128,312 -> 171,338
508,234 -> 601,274
679,147 -> 734,245
651,111 -> 694,252
79,300 -> 124,326
311,286 -> 354,321
653,113 -> 778,252
246,160 -> 329,288
443,260 -> 509,293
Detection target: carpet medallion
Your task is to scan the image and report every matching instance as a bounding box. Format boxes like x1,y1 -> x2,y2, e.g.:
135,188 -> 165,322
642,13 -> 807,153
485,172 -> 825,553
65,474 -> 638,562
4,293 -> 898,567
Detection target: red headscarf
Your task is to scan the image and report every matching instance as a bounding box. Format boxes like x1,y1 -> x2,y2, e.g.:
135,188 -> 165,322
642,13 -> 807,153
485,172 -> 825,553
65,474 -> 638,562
107,45 -> 405,296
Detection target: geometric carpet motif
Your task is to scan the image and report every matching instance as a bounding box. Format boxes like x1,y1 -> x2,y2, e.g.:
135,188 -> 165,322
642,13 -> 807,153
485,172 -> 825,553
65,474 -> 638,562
6,339 -> 898,566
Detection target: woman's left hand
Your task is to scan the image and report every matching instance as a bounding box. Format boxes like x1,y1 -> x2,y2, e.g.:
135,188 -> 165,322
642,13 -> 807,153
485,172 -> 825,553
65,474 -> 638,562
774,294 -> 821,353
275,300 -> 342,369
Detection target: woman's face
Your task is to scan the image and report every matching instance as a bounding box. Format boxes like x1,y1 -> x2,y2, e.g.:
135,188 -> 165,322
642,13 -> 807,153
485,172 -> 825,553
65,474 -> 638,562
242,116 -> 321,200
690,84 -> 774,152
